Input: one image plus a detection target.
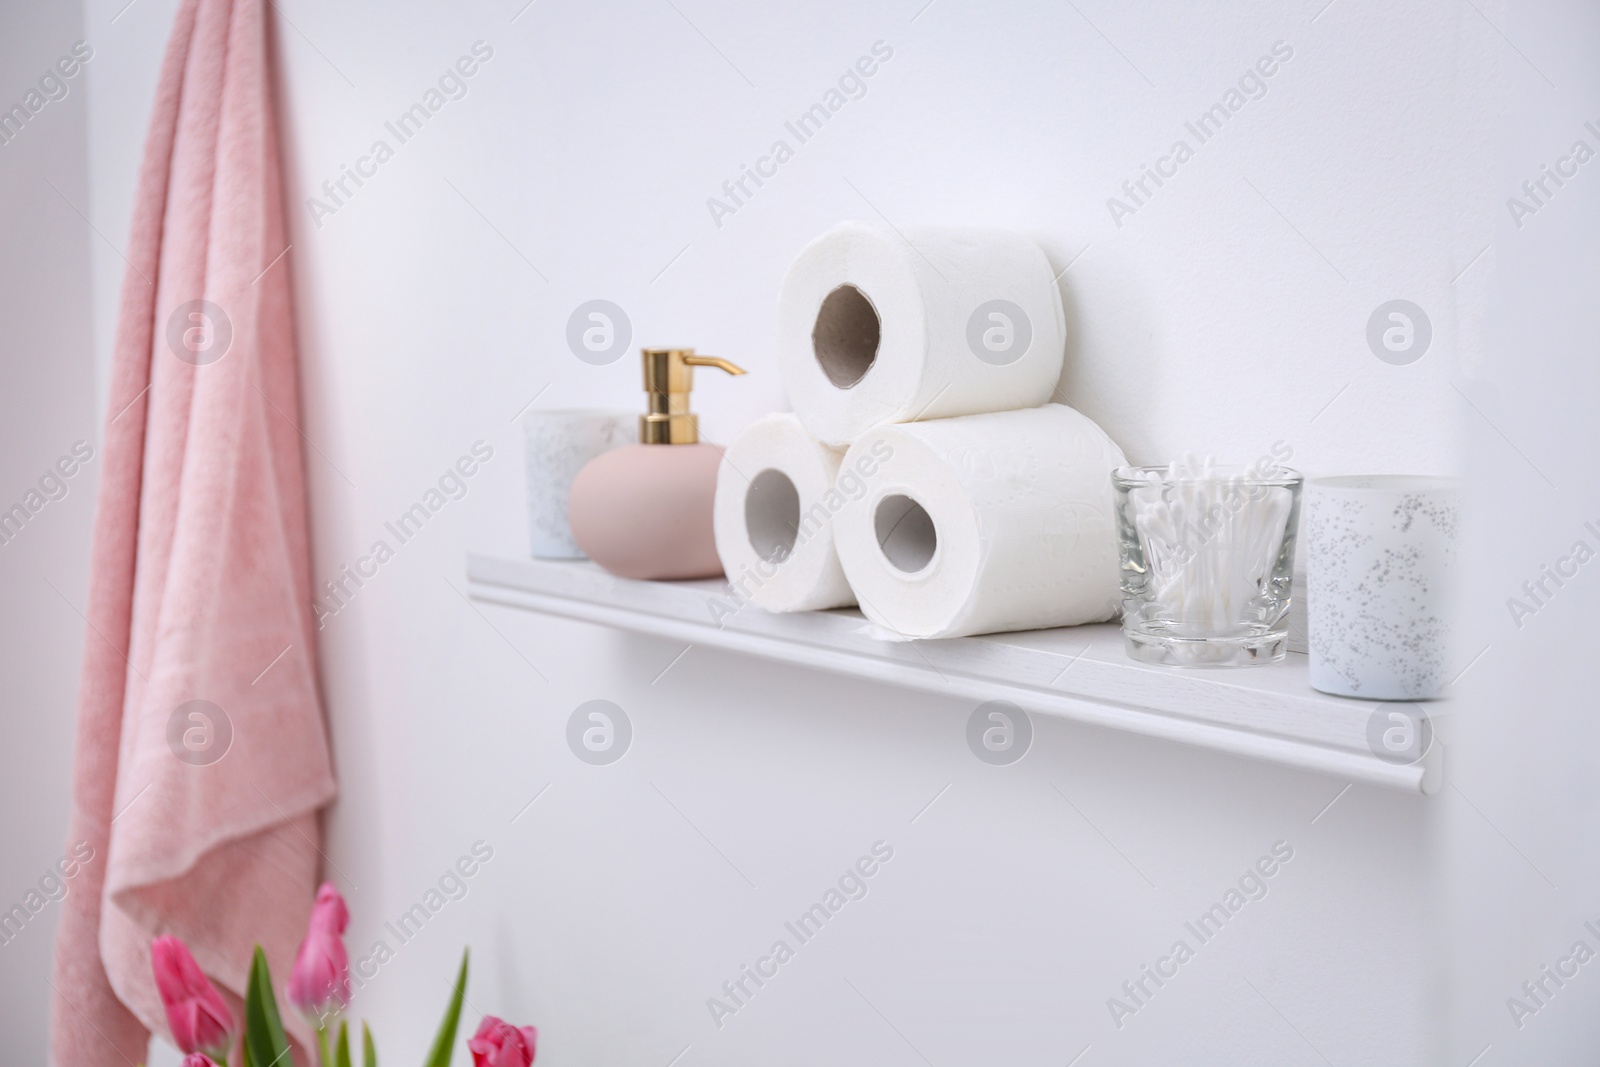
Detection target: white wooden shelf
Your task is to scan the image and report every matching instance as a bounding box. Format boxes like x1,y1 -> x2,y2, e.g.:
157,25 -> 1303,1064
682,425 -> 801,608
466,555 -> 1441,795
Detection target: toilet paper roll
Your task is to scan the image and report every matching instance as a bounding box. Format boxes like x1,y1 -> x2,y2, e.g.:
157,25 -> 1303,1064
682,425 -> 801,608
713,413 -> 857,613
833,404 -> 1125,639
777,221 -> 1067,447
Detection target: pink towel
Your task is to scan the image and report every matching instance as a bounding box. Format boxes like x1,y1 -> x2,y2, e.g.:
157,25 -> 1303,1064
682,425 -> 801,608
50,0 -> 336,1062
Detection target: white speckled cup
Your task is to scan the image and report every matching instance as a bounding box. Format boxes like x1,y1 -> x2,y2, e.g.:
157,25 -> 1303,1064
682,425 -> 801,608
524,409 -> 634,559
1305,475 -> 1461,700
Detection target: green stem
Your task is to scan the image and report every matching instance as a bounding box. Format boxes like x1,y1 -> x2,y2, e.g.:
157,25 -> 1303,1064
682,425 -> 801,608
316,1023 -> 331,1067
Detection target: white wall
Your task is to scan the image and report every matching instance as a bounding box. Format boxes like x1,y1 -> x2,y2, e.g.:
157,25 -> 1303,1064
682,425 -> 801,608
71,0 -> 1504,1063
0,3 -> 97,1066
1444,0 -> 1600,1059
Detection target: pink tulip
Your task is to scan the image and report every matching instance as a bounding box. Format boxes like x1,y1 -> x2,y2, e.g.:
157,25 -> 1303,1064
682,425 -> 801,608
181,1056 -> 220,1067
287,882 -> 351,1021
150,936 -> 235,1058
468,1015 -> 538,1067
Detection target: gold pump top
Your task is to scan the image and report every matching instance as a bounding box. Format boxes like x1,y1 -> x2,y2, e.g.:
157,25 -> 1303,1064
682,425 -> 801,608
639,348 -> 746,444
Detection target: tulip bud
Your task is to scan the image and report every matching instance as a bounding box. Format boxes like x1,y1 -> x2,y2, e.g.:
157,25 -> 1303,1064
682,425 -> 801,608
287,882 -> 352,1025
468,1015 -> 538,1067
150,936 -> 236,1059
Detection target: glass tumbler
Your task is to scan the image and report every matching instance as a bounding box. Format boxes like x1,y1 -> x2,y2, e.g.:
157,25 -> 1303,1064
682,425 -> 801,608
1113,463 -> 1303,667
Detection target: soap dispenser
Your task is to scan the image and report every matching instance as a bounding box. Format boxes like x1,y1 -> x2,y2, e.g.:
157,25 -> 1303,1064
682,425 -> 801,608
567,348 -> 747,580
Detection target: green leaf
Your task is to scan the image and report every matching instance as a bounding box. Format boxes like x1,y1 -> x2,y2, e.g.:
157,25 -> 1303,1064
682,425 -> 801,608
336,1020 -> 352,1067
243,945 -> 292,1067
422,949 -> 470,1067
363,1021 -> 377,1067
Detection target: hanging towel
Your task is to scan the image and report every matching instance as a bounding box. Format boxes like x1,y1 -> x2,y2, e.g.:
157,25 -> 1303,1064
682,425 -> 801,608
50,0 -> 336,1062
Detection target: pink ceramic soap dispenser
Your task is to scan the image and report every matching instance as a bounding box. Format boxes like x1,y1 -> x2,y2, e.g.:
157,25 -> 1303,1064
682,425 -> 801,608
567,348 -> 746,580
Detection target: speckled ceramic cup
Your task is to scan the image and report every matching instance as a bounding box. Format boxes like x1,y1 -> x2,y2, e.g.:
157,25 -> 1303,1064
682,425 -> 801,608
1305,475 -> 1461,700
524,409 -> 634,559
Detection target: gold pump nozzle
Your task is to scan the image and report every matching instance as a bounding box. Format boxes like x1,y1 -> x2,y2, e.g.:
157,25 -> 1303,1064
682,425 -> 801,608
639,348 -> 746,444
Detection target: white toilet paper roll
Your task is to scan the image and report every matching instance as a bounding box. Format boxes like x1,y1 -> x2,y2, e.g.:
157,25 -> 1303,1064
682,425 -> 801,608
777,221 -> 1067,447
833,404 -> 1126,639
713,413 -> 857,613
